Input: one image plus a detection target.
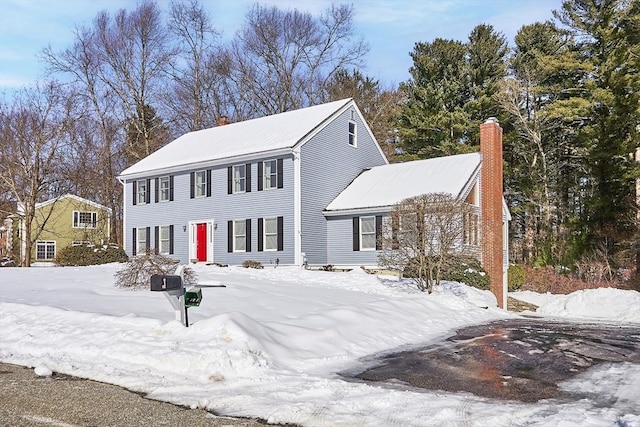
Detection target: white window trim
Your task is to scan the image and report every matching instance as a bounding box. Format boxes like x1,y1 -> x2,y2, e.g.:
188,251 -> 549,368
158,225 -> 171,255
233,219 -> 246,252
360,216 -> 376,251
136,179 -> 147,204
36,240 -> 56,260
233,165 -> 246,194
348,120 -> 357,147
72,211 -> 97,229
194,170 -> 207,198
159,176 -> 171,202
263,217 -> 278,251
136,227 -> 147,254
263,160 -> 277,190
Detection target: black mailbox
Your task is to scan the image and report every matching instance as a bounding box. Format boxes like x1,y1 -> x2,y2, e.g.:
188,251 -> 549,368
150,274 -> 183,291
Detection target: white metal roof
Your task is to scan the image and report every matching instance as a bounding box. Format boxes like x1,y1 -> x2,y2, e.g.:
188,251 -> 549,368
119,99 -> 353,178
325,152 -> 482,213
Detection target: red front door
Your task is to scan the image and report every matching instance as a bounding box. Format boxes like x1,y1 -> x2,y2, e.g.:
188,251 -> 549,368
196,223 -> 207,262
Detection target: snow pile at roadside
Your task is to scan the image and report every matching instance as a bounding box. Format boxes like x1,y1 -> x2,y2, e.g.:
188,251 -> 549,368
512,287 -> 640,323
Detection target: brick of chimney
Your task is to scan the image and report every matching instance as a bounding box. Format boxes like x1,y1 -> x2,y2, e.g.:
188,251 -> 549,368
480,117 -> 506,308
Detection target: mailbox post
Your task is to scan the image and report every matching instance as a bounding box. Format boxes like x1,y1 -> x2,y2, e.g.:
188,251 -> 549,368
150,265 -> 224,327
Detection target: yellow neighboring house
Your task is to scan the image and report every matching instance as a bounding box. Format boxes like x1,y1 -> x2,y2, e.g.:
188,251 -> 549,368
18,194 -> 112,263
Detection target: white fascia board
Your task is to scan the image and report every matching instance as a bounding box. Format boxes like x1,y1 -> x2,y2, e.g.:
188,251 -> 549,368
323,206 -> 391,217
293,146 -> 302,266
118,147 -> 293,181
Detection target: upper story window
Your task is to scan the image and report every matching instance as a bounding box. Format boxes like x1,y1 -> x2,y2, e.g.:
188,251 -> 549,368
73,211 -> 97,229
135,179 -> 148,205
263,160 -> 277,190
258,159 -> 283,191
233,165 -> 246,193
190,170 -> 211,199
348,121 -> 357,147
158,176 -> 171,202
194,171 -> 207,198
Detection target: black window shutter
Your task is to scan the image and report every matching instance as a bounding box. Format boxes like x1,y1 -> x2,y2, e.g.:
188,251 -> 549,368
277,158 -> 283,189
132,181 -> 137,205
154,178 -> 159,203
190,172 -> 195,199
227,166 -> 232,194
245,164 -> 251,192
169,225 -> 174,254
146,226 -> 151,251
227,221 -> 233,252
277,216 -> 284,251
154,226 -> 159,251
353,217 -> 360,251
132,228 -> 137,255
376,215 -> 383,250
246,218 -> 252,252
257,218 -> 263,251
257,162 -> 263,191
145,179 -> 151,204
169,176 -> 174,201
206,169 -> 212,197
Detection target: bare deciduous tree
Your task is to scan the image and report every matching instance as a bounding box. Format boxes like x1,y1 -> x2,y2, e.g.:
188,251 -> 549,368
378,193 -> 475,293
0,82 -> 77,266
165,0 -> 223,133
222,3 -> 369,118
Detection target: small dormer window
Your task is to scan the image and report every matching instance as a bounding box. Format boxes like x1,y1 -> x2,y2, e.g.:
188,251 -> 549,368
348,120 -> 357,147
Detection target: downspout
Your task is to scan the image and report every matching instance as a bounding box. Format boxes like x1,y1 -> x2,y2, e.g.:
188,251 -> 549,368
292,147 -> 302,266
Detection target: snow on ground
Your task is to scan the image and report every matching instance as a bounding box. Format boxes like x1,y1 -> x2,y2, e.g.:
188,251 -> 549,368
1,263 -> 639,426
512,287 -> 640,323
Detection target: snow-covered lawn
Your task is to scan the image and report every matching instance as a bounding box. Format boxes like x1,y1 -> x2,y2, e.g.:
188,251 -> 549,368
1,264 -> 639,426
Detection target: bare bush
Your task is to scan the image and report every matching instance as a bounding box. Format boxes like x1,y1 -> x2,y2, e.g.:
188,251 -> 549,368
242,260 -> 263,269
114,251 -> 197,289
379,193 -> 475,293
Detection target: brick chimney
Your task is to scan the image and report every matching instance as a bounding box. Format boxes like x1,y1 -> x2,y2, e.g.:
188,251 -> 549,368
480,117 -> 506,309
217,116 -> 230,126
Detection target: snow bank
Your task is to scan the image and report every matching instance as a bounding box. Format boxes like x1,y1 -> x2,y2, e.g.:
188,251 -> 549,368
513,288 -> 640,323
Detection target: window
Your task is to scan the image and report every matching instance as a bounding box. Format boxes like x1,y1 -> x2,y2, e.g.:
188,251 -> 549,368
233,165 -> 246,193
258,159 -> 283,191
158,225 -> 171,254
360,216 -> 376,250
463,212 -> 479,246
36,241 -> 56,260
194,171 -> 206,198
264,218 -> 277,251
348,121 -> 357,146
136,179 -> 148,204
158,176 -> 171,202
263,160 -> 277,190
136,227 -> 148,254
233,220 -> 246,252
73,211 -> 97,228
190,170 -> 211,198
71,241 -> 91,247
353,216 -> 382,251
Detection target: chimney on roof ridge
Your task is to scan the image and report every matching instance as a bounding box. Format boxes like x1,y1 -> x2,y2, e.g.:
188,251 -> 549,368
480,117 -> 506,309
217,116 -> 230,126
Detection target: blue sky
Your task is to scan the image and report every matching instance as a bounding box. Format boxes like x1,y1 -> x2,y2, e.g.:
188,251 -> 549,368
0,0 -> 562,92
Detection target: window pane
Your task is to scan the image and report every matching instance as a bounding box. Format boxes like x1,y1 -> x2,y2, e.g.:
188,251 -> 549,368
265,235 -> 277,250
264,218 -> 277,234
234,165 -> 245,192
160,177 -> 170,201
361,234 -> 376,249
195,171 -> 206,197
361,217 -> 375,233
